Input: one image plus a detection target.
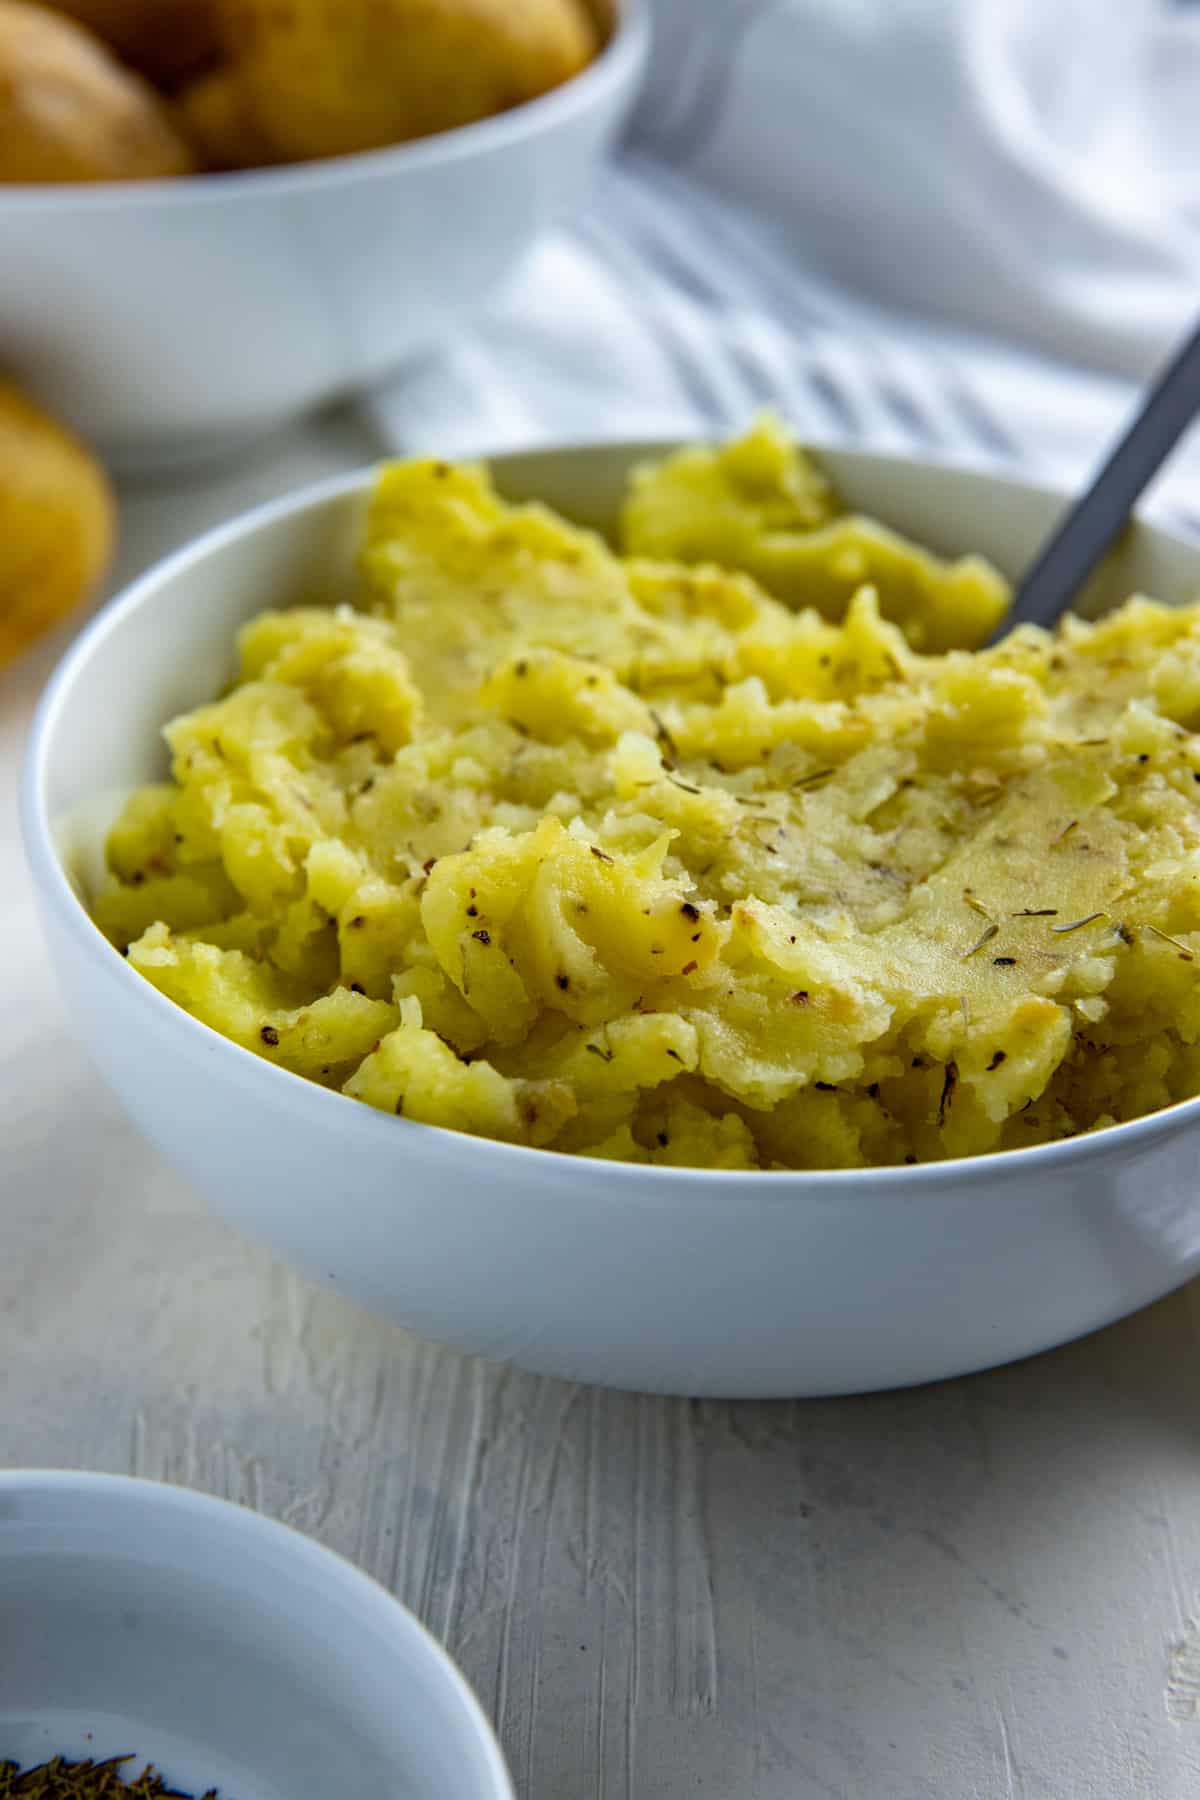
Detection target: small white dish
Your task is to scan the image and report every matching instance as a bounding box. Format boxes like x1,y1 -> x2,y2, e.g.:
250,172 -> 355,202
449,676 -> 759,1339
0,0 -> 646,473
0,1470 -> 513,1800
22,441 -> 1200,1398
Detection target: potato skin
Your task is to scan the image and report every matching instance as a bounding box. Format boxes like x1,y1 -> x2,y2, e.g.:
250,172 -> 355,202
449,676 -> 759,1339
0,1 -> 197,181
0,377 -> 115,668
174,62 -> 270,169
52,0 -> 217,88
212,0 -> 598,163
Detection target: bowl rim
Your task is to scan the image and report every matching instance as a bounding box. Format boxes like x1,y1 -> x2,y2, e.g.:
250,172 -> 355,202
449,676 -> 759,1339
0,1467 -> 515,1800
22,436 -> 1200,1196
0,0 -> 647,211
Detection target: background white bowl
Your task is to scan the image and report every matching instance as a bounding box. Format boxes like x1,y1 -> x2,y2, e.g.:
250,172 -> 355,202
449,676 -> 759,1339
0,0 -> 646,474
22,442 -> 1200,1398
0,1470 -> 513,1799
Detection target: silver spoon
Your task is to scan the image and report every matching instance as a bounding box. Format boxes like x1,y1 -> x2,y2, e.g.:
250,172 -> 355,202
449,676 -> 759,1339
1004,313 -> 1200,634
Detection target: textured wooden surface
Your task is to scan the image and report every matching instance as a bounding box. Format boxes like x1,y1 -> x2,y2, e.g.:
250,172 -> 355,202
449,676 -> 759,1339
7,411 -> 1200,1799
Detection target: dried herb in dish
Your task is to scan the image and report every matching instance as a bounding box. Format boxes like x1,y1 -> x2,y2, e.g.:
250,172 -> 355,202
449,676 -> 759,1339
0,1756 -> 219,1797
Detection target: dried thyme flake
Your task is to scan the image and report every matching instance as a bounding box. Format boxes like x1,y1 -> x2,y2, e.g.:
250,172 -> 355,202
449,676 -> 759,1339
937,1062 -> 958,1125
0,1756 -> 220,1797
1011,907 -> 1058,918
791,767 -> 835,790
962,891 -> 993,919
962,922 -> 999,958
1145,922 -> 1195,961
1052,819 -> 1079,844
1050,912 -> 1107,935
648,709 -> 679,762
667,776 -> 702,796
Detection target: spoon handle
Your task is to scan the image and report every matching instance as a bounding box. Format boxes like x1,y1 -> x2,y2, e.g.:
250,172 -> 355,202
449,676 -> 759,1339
1007,314 -> 1200,632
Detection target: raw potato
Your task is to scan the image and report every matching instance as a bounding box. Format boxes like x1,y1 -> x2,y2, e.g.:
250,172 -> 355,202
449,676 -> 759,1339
53,0 -> 217,87
211,0 -> 597,162
175,63 -> 271,169
0,377 -> 114,667
0,1 -> 197,180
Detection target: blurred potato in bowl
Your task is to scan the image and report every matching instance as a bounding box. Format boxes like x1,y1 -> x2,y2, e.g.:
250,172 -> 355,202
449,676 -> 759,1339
196,0 -> 598,163
174,61 -> 271,169
0,0 -> 196,180
0,0 -> 644,465
0,377 -> 114,668
53,0 -> 217,87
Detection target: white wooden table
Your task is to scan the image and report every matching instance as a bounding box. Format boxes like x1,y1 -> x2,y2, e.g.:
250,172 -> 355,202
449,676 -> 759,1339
6,409 -> 1200,1800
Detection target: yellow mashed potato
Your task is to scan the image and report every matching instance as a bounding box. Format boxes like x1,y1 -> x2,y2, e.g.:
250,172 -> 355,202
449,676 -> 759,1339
93,418 -> 1200,1168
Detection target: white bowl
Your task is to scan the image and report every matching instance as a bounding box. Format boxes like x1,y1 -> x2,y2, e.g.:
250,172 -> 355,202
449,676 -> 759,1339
0,1 -> 646,473
0,1470 -> 513,1799
22,442 -> 1200,1398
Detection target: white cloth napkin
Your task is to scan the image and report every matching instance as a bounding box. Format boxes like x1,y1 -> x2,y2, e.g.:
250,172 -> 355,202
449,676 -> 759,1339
366,0 -> 1200,537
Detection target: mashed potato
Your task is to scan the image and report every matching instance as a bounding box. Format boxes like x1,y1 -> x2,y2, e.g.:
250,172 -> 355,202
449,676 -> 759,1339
93,418 -> 1200,1168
